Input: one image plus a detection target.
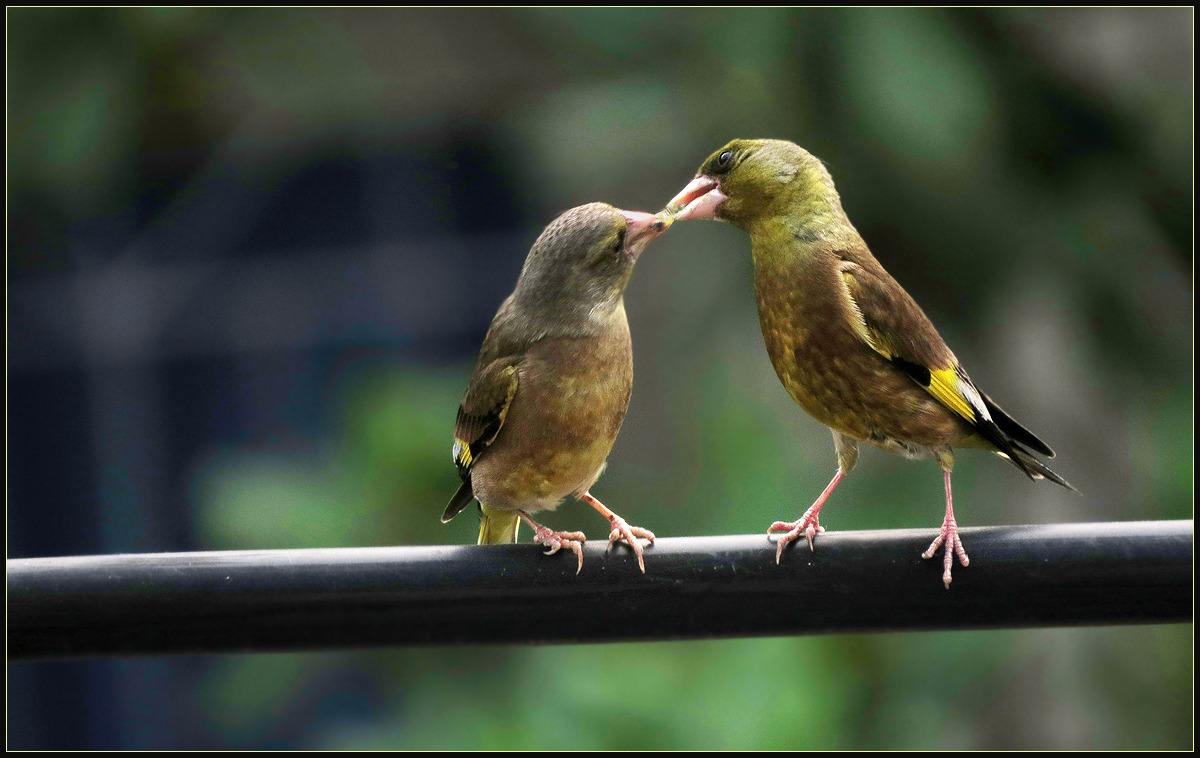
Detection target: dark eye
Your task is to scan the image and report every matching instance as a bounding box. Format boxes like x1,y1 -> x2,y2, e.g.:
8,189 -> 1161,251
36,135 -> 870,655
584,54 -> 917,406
716,150 -> 734,170
613,228 -> 626,251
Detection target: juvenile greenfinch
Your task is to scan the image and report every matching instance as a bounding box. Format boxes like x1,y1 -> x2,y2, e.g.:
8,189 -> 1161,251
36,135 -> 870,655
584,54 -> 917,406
442,203 -> 670,573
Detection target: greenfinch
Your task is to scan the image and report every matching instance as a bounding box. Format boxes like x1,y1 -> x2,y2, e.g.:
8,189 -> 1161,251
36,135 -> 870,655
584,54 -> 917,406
667,138 -> 1073,588
442,203 -> 670,573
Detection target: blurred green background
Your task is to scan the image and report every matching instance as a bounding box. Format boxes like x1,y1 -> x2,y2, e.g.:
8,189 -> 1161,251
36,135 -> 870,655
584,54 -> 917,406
8,7 -> 1192,749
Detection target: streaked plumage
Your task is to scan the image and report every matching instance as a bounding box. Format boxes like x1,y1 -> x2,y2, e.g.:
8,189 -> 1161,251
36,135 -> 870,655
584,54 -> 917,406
667,138 -> 1073,587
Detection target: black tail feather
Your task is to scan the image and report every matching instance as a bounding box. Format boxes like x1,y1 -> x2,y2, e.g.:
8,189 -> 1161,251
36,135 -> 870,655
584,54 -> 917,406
969,398 -> 1076,492
1002,444 -> 1079,493
979,390 -> 1055,458
441,480 -> 475,523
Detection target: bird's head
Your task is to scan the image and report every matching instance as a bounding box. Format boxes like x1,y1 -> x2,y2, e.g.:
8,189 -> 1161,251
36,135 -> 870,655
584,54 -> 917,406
515,202 -> 669,318
665,139 -> 839,231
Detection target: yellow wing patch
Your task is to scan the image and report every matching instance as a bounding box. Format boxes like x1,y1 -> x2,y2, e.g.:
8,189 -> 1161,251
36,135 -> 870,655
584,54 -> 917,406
453,437 -> 473,469
838,261 -> 991,428
928,367 -> 978,422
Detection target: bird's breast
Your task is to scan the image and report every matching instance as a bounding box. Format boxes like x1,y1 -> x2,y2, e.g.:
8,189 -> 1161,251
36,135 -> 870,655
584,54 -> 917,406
471,326 -> 633,512
750,248 -> 965,449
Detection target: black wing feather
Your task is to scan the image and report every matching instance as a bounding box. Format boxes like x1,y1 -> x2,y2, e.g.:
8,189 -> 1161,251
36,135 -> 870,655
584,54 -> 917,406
441,480 -> 476,523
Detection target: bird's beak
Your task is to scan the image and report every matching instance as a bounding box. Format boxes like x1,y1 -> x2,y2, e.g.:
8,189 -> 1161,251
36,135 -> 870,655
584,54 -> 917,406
664,175 -> 727,221
620,209 -> 671,260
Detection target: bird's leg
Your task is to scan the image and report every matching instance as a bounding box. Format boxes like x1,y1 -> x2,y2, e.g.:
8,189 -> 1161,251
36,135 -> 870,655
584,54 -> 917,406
578,491 -> 655,573
519,511 -> 587,575
921,469 -> 970,589
768,469 -> 845,562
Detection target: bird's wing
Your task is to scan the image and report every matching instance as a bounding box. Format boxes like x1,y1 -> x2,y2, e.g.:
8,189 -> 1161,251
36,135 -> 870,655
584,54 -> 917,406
836,255 -> 1068,486
452,355 -> 521,480
834,256 -> 972,415
442,295 -> 537,523
836,257 -> 1012,439
440,350 -> 522,524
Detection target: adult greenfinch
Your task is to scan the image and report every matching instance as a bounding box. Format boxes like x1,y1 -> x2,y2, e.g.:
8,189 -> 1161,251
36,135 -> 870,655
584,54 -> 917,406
667,139 -> 1073,588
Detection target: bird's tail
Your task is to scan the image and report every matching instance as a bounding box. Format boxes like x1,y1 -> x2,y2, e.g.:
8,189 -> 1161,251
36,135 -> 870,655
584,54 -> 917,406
442,481 -> 475,524
477,503 -> 521,544
1001,445 -> 1079,493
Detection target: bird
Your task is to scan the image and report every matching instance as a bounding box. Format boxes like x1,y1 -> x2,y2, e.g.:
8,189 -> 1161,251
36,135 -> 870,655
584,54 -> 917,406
664,138 -> 1074,588
441,202 -> 670,573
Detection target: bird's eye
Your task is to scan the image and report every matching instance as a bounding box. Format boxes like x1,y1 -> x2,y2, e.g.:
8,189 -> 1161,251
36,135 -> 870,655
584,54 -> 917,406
716,150 -> 734,170
613,228 -> 626,252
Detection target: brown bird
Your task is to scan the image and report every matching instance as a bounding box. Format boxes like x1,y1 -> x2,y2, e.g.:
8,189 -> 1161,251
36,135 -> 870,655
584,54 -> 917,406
666,138 -> 1073,588
441,202 -> 669,573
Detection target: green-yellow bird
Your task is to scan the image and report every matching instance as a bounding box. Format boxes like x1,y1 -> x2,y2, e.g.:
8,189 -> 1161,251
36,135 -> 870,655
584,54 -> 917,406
666,138 -> 1074,588
442,202 -> 669,573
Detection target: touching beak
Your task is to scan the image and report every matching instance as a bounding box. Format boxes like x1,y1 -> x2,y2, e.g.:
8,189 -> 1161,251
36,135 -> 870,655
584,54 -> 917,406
665,175 -> 728,221
619,209 -> 671,260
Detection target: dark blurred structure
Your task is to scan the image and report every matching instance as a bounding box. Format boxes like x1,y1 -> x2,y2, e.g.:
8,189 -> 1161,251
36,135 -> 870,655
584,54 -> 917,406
8,8 -> 1192,749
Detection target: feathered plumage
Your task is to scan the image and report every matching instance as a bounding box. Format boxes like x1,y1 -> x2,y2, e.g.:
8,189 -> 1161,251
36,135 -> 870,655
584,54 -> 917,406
442,202 -> 667,572
667,138 -> 1073,587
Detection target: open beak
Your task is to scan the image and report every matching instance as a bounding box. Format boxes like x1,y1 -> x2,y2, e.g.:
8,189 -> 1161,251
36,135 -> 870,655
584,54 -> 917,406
620,209 -> 671,260
664,175 -> 727,221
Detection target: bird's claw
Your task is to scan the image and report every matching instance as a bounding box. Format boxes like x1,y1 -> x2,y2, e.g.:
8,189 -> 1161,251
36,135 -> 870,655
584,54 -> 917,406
532,526 -> 587,575
922,517 -> 969,589
767,506 -> 825,563
606,516 -> 655,573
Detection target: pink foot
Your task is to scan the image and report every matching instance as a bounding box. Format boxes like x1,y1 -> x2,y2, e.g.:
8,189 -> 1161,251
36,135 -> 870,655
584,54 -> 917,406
767,504 -> 826,563
767,469 -> 844,564
532,525 -> 588,575
606,516 -> 655,573
922,517 -> 969,589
